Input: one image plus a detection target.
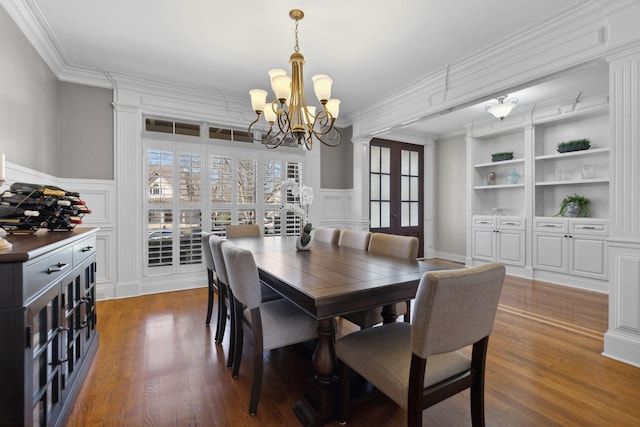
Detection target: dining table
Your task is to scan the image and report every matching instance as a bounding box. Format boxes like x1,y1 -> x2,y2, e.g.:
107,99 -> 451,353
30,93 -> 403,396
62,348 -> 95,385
228,235 -> 441,426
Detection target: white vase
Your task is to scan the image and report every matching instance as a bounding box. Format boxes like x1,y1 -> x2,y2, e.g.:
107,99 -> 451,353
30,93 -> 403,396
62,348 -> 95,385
296,236 -> 312,251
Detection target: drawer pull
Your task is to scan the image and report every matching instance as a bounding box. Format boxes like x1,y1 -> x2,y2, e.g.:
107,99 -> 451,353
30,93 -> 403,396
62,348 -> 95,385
478,221 -> 490,224
504,222 -> 517,225
81,245 -> 94,253
581,226 -> 596,230
47,262 -> 70,274
543,224 -> 557,228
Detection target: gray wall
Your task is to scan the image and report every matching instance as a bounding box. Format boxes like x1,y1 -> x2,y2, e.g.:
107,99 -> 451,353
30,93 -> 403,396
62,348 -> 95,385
434,135 -> 467,258
58,82 -> 113,179
0,6 -> 114,180
0,5 -> 59,176
320,125 -> 353,189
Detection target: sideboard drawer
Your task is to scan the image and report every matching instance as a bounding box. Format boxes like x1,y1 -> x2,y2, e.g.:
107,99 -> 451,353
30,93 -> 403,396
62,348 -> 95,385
24,246 -> 73,303
73,234 -> 97,267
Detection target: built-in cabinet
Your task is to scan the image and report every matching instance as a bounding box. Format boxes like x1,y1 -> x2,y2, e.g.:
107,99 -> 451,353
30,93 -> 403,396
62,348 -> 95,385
472,215 -> 525,266
467,99 -> 610,291
0,228 -> 98,427
533,217 -> 608,280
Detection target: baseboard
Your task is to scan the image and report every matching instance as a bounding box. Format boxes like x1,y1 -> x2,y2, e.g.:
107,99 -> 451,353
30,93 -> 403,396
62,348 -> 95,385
603,330 -> 640,368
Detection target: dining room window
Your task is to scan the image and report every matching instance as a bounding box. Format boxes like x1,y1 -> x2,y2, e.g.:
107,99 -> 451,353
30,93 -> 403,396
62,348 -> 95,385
144,138 -> 304,273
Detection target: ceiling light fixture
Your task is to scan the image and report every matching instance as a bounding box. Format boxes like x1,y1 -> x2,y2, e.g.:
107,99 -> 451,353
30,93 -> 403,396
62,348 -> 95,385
485,95 -> 518,120
248,9 -> 341,150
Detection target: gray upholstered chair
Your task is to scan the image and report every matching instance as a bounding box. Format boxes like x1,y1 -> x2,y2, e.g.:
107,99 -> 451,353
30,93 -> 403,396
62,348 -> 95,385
312,227 -> 340,244
226,223 -> 261,238
221,242 -> 319,415
224,223 -> 281,303
337,229 -> 372,250
336,262 -> 506,427
342,233 -> 419,328
209,235 -> 234,365
202,231 -> 226,341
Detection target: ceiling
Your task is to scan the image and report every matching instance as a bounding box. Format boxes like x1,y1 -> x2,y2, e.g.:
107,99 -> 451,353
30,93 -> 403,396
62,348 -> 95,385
26,0 -> 608,138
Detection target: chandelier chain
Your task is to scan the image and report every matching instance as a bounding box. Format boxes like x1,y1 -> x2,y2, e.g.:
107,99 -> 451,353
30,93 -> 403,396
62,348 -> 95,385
294,19 -> 300,53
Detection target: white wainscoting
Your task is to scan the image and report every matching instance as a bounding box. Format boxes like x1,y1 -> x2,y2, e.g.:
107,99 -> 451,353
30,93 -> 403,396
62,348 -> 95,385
2,161 -> 117,300
317,189 -> 368,230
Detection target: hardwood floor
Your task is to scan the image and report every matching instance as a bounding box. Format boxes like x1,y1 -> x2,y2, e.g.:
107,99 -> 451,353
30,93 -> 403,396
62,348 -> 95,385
66,264 -> 640,426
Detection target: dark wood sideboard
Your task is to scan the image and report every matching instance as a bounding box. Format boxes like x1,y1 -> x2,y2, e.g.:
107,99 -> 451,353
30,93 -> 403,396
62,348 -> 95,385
0,228 -> 99,427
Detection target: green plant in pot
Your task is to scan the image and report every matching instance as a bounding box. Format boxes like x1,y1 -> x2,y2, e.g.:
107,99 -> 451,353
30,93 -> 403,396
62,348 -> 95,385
556,194 -> 590,217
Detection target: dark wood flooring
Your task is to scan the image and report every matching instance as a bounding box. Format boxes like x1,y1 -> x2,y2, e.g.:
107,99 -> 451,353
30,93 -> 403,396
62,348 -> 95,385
65,261 -> 640,426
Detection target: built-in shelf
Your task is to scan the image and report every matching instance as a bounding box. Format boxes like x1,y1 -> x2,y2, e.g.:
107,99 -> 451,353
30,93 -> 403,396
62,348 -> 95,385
535,178 -> 610,186
474,183 -> 525,190
474,158 -> 526,168
534,147 -> 609,161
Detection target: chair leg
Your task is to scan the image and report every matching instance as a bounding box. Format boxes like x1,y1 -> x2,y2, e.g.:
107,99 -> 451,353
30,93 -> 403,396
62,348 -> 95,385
470,337 -> 489,427
248,315 -> 264,416
404,299 -> 411,323
215,282 -> 227,343
231,299 -> 244,377
339,360 -> 351,423
205,270 -> 214,325
227,288 -> 236,368
470,376 -> 485,427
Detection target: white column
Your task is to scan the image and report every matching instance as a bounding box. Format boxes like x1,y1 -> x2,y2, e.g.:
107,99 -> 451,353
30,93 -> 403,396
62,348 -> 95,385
113,101 -> 144,298
351,136 -> 370,230
604,48 -> 640,367
424,138 -> 436,258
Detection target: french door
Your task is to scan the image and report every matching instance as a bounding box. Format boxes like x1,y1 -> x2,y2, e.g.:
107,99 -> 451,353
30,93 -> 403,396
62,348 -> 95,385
369,138 -> 424,255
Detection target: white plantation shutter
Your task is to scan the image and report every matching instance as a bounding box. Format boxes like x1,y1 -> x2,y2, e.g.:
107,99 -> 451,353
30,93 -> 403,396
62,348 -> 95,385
144,138 -> 303,274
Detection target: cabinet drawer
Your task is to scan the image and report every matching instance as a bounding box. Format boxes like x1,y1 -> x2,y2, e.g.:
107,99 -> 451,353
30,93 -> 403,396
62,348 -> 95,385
569,220 -> 608,235
534,217 -> 567,232
473,216 -> 495,228
24,246 -> 73,303
73,234 -> 97,267
497,217 -> 525,230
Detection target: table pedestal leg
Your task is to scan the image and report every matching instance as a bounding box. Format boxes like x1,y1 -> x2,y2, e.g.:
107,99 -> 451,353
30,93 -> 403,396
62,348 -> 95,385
293,317 -> 337,426
381,303 -> 398,324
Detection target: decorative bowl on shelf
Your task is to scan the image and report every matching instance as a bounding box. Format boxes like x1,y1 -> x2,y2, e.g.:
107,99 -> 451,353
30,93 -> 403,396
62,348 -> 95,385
491,152 -> 514,162
557,138 -> 590,153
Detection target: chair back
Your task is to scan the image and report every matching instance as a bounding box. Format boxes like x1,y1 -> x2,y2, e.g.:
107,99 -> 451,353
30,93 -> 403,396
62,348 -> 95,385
313,227 -> 340,244
209,235 -> 230,285
201,231 -> 215,272
368,233 -> 418,259
411,262 -> 505,359
338,229 -> 372,250
226,224 -> 261,238
222,243 -> 262,309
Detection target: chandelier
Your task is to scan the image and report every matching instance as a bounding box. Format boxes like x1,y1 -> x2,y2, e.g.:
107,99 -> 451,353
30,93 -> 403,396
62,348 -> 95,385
485,95 -> 518,120
248,9 -> 341,150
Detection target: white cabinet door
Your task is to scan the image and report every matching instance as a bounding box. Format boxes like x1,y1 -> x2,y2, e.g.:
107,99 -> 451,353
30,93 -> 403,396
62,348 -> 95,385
497,229 -> 525,266
472,228 -> 495,261
534,232 -> 567,272
569,235 -> 607,279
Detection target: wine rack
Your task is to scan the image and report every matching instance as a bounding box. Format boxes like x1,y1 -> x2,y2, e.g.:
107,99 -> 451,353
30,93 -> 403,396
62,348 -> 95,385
0,182 -> 91,233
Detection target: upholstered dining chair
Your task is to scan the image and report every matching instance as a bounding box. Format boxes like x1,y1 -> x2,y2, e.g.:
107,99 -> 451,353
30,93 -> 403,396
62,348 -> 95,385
226,223 -> 261,238
221,242 -> 319,416
336,262 -> 506,427
337,229 -> 372,250
312,227 -> 340,244
224,223 -> 281,303
202,232 -> 225,340
209,235 -> 234,365
342,233 -> 419,328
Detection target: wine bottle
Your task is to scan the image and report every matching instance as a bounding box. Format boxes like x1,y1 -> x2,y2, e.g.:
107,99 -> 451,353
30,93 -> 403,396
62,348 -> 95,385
0,206 -> 40,218
10,182 -> 65,197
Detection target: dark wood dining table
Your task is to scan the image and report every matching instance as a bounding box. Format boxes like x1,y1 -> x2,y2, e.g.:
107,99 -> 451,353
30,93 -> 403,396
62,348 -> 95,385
228,235 -> 438,426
